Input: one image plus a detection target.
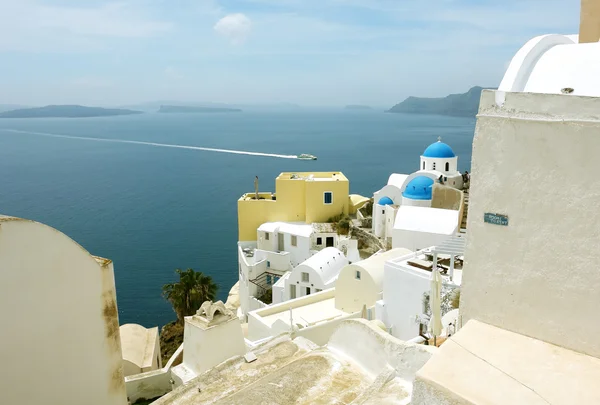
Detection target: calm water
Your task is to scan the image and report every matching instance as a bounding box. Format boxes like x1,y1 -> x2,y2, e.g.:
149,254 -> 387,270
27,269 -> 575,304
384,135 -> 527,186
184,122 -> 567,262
0,110 -> 475,327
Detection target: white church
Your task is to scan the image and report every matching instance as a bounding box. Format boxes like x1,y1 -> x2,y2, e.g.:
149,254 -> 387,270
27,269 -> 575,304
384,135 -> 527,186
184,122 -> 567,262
372,137 -> 465,250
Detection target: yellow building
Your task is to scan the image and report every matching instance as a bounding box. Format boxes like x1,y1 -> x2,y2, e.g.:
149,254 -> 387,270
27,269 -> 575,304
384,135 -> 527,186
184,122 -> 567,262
238,172 -> 350,241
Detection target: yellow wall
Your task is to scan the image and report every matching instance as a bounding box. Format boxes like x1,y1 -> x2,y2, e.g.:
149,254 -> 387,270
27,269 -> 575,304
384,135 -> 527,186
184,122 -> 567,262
237,197 -> 278,242
275,177 -> 307,222
305,179 -> 349,223
237,172 -> 350,241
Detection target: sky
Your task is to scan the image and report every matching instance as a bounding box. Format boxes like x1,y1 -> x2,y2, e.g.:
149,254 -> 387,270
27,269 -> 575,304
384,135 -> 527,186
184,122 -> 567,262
0,0 -> 581,107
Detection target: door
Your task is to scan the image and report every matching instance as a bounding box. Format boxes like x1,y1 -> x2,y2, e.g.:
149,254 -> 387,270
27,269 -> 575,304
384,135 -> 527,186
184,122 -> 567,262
326,236 -> 334,247
290,284 -> 296,299
278,232 -> 284,252
305,287 -> 311,295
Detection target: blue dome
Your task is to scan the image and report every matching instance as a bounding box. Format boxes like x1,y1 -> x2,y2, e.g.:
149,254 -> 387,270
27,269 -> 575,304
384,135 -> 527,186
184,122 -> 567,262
378,196 -> 394,206
423,141 -> 455,158
402,176 -> 434,200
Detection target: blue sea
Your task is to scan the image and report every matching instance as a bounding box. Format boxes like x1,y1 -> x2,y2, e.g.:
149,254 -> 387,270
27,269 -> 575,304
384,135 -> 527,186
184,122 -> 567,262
0,110 -> 475,328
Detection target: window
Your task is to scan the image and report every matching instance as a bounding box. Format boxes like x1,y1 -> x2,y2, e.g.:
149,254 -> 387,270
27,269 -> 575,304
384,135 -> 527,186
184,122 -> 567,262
267,261 -> 271,268
301,272 -> 309,282
445,162 -> 450,171
316,237 -> 322,246
316,289 -> 322,293
326,237 -> 334,247
265,232 -> 270,240
422,161 -> 425,170
291,235 -> 297,247
305,287 -> 311,295
444,176 -> 447,181
324,192 -> 333,205
433,162 -> 436,170
290,285 -> 296,299
382,210 -> 385,215
266,275 -> 272,285
355,270 -> 361,280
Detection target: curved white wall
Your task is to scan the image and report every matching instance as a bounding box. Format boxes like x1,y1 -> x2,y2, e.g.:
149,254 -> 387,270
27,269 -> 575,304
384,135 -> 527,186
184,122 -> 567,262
498,34 -> 580,93
401,197 -> 431,207
335,263 -> 380,313
420,156 -> 458,174
0,217 -> 127,405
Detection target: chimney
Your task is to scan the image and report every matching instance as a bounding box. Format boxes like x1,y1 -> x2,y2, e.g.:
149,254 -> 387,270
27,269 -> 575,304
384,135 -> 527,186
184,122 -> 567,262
579,0 -> 600,43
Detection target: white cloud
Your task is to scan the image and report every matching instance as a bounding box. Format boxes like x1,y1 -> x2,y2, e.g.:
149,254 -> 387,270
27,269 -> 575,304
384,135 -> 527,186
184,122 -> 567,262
214,13 -> 252,45
0,0 -> 171,52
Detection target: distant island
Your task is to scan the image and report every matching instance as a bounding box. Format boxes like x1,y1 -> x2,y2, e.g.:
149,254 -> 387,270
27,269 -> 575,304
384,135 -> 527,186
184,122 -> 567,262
344,105 -> 372,110
158,105 -> 242,114
387,86 -> 493,117
0,105 -> 143,119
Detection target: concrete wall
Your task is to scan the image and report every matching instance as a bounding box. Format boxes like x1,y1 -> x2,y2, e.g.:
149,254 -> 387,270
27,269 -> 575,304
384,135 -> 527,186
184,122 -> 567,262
328,319 -> 435,380
431,184 -> 463,211
580,0 -> 600,43
294,311 -> 362,346
335,263 -> 379,313
182,315 -> 246,376
460,90 -> 600,358
0,216 -> 127,405
125,343 -> 184,403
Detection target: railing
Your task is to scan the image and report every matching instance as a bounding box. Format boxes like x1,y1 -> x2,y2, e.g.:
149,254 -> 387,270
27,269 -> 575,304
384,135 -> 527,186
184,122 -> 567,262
249,271 -> 284,299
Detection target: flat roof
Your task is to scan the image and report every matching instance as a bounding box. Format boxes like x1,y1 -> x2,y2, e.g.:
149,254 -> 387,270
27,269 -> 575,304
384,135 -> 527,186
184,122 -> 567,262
258,222 -> 314,237
277,172 -> 348,182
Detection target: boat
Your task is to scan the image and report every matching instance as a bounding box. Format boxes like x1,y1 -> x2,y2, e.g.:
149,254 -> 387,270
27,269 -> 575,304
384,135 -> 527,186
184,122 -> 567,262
297,154 -> 317,160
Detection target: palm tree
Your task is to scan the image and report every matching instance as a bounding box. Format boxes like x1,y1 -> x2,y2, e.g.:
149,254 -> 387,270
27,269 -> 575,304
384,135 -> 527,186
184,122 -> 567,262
162,268 -> 218,323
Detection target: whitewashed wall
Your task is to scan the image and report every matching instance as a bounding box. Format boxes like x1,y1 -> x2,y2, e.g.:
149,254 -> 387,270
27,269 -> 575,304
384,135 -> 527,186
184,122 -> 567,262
461,90 -> 600,358
0,217 -> 127,405
182,316 -> 246,376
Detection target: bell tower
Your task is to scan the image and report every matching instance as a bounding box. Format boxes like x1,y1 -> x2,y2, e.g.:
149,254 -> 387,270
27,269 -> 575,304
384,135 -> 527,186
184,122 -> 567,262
579,0 -> 600,43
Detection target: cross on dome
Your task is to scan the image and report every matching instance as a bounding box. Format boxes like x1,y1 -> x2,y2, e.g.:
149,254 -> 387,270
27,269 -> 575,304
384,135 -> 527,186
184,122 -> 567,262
437,136 -> 442,142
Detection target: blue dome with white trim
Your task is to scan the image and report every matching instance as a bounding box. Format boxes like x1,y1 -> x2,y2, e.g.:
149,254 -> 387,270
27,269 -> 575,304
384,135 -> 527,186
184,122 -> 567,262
378,196 -> 394,206
402,176 -> 434,200
423,141 -> 455,158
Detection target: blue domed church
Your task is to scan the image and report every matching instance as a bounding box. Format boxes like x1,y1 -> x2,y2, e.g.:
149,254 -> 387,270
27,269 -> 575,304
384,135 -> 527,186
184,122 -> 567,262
371,138 -> 464,240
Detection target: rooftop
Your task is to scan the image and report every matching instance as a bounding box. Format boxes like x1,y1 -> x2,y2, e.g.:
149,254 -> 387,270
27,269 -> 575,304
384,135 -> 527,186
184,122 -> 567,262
277,172 -> 348,182
258,222 -> 314,238
254,290 -> 346,330
155,320 -> 432,405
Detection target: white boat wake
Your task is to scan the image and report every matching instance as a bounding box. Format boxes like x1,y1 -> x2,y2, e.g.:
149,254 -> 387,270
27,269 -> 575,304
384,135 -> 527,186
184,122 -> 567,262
0,129 -> 299,159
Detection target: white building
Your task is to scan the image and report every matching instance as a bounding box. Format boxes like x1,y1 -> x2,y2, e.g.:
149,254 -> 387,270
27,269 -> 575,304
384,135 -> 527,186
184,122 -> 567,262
120,324 -> 162,377
238,221 -> 359,318
172,301 -> 246,386
335,248 -> 412,314
247,248 -> 413,345
392,205 -> 460,251
372,139 -> 464,242
277,247 -> 348,303
378,235 -> 465,341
